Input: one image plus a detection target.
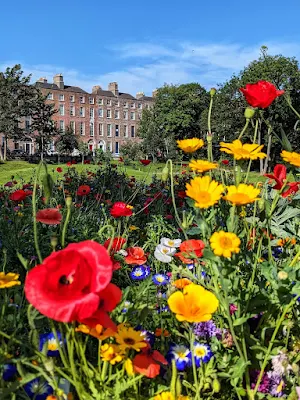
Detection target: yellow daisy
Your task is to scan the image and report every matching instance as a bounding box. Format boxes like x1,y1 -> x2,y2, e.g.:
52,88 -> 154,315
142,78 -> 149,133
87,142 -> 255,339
223,184 -> 260,205
0,272 -> 21,289
177,138 -> 204,153
210,231 -> 241,258
185,175 -> 224,209
281,150 -> 300,167
100,343 -> 124,365
220,140 -> 266,160
115,325 -> 147,352
154,392 -> 174,400
189,159 -> 218,173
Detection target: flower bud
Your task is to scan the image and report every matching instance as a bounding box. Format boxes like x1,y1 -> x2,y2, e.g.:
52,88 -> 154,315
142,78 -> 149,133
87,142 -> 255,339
66,196 -> 72,207
210,88 -> 216,97
51,236 -> 58,249
258,198 -> 265,211
212,378 -> 221,393
161,166 -> 169,182
244,107 -> 256,119
278,271 -> 288,280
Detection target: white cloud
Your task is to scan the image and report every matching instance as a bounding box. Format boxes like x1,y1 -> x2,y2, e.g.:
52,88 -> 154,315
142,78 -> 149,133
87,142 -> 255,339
1,41 -> 300,96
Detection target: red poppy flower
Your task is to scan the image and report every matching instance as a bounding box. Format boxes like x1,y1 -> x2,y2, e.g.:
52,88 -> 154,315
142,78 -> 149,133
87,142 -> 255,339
84,160 -> 91,164
66,162 -> 72,166
56,167 -> 63,173
36,208 -> 63,225
9,190 -> 27,202
140,159 -> 151,166
110,202 -> 133,218
177,190 -> 187,199
125,247 -> 147,265
77,185 -> 91,196
282,182 -> 300,198
71,160 -> 77,164
265,164 -> 287,190
112,259 -> 122,271
175,239 -> 205,264
221,160 -> 229,165
119,157 -> 123,162
24,241 -> 121,330
104,237 -> 126,252
240,81 -> 285,109
133,345 -> 167,378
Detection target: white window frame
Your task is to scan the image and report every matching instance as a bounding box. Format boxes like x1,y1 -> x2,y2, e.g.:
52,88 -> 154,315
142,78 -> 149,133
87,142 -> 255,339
70,95 -> 75,102
131,125 -> 135,137
99,123 -> 103,136
107,109 -> 111,118
59,94 -> 65,101
80,96 -> 85,104
138,103 -> 142,109
59,120 -> 65,132
59,104 -> 65,116
123,111 -> 128,120
131,103 -> 135,108
114,110 -> 119,119
130,112 -> 135,120
124,125 -> 128,138
115,124 -> 119,137
80,122 -> 85,136
123,101 -> 128,108
98,98 -> 103,105
107,99 -> 112,106
79,107 -> 85,117
98,108 -> 103,117
89,97 -> 95,104
47,93 -> 53,100
70,105 -> 75,116
107,124 -> 112,137
90,108 -> 94,118
90,121 -> 94,137
70,121 -> 75,133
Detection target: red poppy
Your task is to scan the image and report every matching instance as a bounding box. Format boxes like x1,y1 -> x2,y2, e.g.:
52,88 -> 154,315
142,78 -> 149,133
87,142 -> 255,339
240,81 -> 285,109
119,157 -> 124,162
36,208 -> 63,225
140,159 -> 151,166
9,190 -> 27,202
221,160 -> 229,165
110,202 -> 133,218
66,162 -> 72,166
104,237 -> 126,252
56,167 -> 63,173
282,182 -> 300,198
125,247 -> 147,265
77,185 -> 91,196
84,160 -> 91,164
175,239 -> 205,264
133,345 -> 167,378
264,164 -> 286,190
112,259 -> 122,271
71,160 -> 77,164
177,190 -> 187,199
24,241 -> 121,330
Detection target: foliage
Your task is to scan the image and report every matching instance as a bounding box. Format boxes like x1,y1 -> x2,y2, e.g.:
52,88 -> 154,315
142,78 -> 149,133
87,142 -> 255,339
120,141 -> 144,161
55,126 -> 79,156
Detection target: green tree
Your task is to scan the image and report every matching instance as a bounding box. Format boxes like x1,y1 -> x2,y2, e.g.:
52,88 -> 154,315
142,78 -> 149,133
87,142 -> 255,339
77,140 -> 90,164
55,126 -> 79,159
120,141 -> 143,162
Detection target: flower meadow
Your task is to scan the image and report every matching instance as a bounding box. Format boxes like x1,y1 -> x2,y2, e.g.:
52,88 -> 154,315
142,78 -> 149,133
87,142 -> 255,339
2,82 -> 300,399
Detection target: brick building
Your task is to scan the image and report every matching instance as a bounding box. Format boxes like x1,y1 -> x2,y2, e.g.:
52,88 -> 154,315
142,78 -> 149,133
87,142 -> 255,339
5,74 -> 155,156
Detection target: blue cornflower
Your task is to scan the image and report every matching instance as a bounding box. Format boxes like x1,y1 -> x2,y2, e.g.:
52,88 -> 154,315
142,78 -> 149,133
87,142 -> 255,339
157,305 -> 170,314
39,332 -> 63,357
135,326 -> 155,347
24,378 -> 53,400
130,265 -> 150,280
166,344 -> 192,371
193,342 -> 213,367
122,300 -> 131,313
187,263 -> 194,270
152,274 -> 169,286
2,364 -> 17,381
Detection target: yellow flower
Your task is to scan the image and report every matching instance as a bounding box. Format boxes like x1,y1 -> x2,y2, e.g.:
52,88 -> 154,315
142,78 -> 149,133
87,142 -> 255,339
281,150 -> 300,167
168,284 -> 219,323
129,225 -> 139,231
189,159 -> 218,173
185,176 -> 224,209
0,272 -> 21,289
124,358 -> 135,376
100,343 -> 124,365
177,138 -> 204,153
223,184 -> 260,205
210,231 -> 241,258
115,325 -> 147,352
154,392 -> 174,400
75,324 -> 114,341
220,140 -> 266,160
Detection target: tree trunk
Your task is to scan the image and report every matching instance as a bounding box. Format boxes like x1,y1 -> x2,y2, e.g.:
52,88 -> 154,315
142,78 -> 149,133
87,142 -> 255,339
262,132 -> 272,175
82,154 -> 84,164
3,139 -> 7,161
258,122 -> 264,175
0,144 -> 3,161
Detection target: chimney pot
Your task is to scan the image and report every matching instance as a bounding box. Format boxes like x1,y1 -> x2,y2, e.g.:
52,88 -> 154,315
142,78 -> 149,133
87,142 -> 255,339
136,92 -> 145,99
92,85 -> 102,94
108,82 -> 119,96
53,74 -> 64,90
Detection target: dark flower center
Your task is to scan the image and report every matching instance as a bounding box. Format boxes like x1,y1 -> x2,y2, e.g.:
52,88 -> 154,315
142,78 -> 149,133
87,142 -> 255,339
59,275 -> 74,285
124,338 -> 135,345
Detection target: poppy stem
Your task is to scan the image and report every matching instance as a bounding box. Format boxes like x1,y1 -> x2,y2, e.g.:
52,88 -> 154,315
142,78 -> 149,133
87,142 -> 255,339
61,199 -> 72,248
32,162 -> 43,264
237,119 -> 250,140
190,331 -> 201,399
170,360 -> 177,398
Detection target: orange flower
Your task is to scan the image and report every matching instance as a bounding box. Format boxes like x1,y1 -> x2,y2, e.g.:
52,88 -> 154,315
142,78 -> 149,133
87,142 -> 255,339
133,345 -> 168,378
125,247 -> 147,265
155,328 -> 170,337
175,239 -> 205,264
172,278 -> 193,289
75,324 -> 115,340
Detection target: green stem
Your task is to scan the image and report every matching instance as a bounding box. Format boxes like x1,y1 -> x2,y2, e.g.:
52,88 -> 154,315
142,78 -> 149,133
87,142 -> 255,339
238,119 -> 250,140
101,361 -> 109,382
207,95 -> 214,162
252,118 -> 259,144
61,201 -> 71,248
170,360 -> 177,399
190,331 -> 201,400
285,95 -> 300,119
32,162 -> 43,263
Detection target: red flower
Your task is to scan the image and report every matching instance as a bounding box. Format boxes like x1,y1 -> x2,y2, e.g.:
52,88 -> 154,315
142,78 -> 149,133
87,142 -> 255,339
282,182 -> 300,198
265,164 -> 286,190
84,160 -> 91,164
133,345 -> 167,378
240,80 -> 285,109
9,190 -> 27,202
71,160 -> 77,164
104,237 -> 126,252
66,162 -> 72,166
177,190 -> 187,199
24,241 -> 121,330
94,194 -> 103,201
77,185 -> 91,196
56,167 -> 63,173
110,202 -> 133,218
221,160 -> 229,165
140,159 -> 151,166
119,157 -> 124,162
175,239 -> 205,264
36,208 -> 63,225
125,247 -> 147,265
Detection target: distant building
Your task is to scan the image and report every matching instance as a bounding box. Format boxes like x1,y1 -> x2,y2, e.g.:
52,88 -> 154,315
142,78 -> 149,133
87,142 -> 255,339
2,74 -> 156,156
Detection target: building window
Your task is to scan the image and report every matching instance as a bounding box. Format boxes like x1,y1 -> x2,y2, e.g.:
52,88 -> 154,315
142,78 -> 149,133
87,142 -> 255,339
114,110 -> 119,119
131,126 -> 135,137
59,105 -> 65,116
70,121 -> 75,133
107,99 -> 111,106
59,94 -> 65,101
123,101 -> 128,108
131,103 -> 135,108
138,113 -> 142,120
107,124 -> 112,137
115,124 -> 119,137
80,122 -> 85,136
107,142 -> 112,152
107,109 -> 111,118
70,95 -> 75,102
80,96 -> 85,104
90,122 -> 94,137
59,120 -> 65,132
115,142 -> 119,154
89,97 -> 95,104
47,93 -> 53,100
79,107 -> 85,117
123,111 -> 128,120
146,104 -> 150,109
99,123 -> 103,136
115,100 -> 120,107
70,105 -> 75,116
90,108 -> 94,118
130,112 -> 135,120
124,125 -> 128,138
98,108 -> 103,117
138,103 -> 142,109
97,98 -> 103,105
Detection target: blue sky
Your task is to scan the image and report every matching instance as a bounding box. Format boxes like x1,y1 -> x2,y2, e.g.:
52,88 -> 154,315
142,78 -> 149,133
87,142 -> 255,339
1,0 -> 300,95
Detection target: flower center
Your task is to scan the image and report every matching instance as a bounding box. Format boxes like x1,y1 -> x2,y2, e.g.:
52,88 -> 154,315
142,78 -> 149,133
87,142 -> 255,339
237,149 -> 250,157
229,193 -> 250,204
162,249 -> 169,254
220,237 -> 233,249
168,241 -> 174,246
59,275 -> 74,285
195,348 -> 206,357
198,191 -> 211,203
124,338 -> 135,345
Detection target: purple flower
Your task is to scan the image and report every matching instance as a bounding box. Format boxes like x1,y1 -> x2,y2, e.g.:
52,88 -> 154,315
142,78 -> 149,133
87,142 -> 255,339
267,372 -> 285,397
193,321 -> 222,339
250,370 -> 270,394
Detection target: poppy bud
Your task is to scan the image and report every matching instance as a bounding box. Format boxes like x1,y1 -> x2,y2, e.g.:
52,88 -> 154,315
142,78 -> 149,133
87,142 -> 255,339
66,196 -> 72,207
161,165 -> 169,182
51,236 -> 58,249
212,378 -> 221,393
258,198 -> 264,211
210,88 -> 216,97
244,107 -> 256,120
42,173 -> 54,206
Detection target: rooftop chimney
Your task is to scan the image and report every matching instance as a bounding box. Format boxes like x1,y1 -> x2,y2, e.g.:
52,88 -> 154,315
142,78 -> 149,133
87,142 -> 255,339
152,89 -> 158,98
38,77 -> 48,83
136,92 -> 145,99
53,74 -> 64,90
92,85 -> 102,94
108,82 -> 119,96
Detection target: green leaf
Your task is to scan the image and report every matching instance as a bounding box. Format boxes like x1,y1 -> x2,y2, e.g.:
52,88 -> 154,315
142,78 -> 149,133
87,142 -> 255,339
42,173 -> 54,205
